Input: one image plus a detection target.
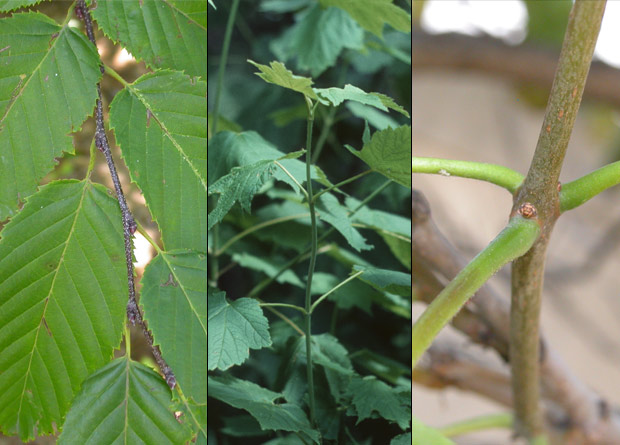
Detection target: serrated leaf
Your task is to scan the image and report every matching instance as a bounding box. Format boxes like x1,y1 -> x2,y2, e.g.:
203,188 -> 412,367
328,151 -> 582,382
109,70 -> 207,250
346,102 -> 400,130
0,180 -> 127,441
58,358 -> 193,444
0,12 -> 101,219
413,417 -> 454,445
168,0 -> 207,28
207,159 -> 278,230
141,250 -> 207,404
317,193 -> 372,252
391,432 -> 413,445
208,130 -> 330,192
232,252 -> 304,287
270,5 -> 363,77
346,125 -> 411,188
346,376 -> 410,429
87,0 -> 206,78
353,265 -> 411,297
0,0 -> 46,12
314,84 -> 408,117
208,374 -> 320,443
248,60 -> 318,100
208,290 -> 271,371
319,0 -> 411,38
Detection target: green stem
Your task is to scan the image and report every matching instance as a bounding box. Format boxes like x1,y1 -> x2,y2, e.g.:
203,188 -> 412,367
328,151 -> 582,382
439,413 -> 513,438
412,214 -> 540,367
124,323 -> 131,358
259,302 -> 307,314
310,270 -> 364,313
560,160 -> 620,211
209,0 -> 240,287
103,64 -> 129,88
216,213 -> 310,255
304,97 -> 318,428
412,157 -> 524,194
312,170 -> 372,203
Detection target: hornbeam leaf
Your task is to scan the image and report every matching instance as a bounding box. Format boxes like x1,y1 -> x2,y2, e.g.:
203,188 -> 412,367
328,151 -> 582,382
208,290 -> 271,371
58,358 -> 193,444
0,12 -> 101,219
109,70 -> 207,251
0,0 -> 46,12
141,250 -> 207,404
208,374 -> 320,443
87,0 -> 207,78
346,125 -> 411,188
319,0 -> 411,38
0,180 -> 127,441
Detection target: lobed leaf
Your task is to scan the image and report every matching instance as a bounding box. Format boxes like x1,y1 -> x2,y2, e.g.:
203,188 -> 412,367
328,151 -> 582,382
346,125 -> 412,188
353,265 -> 411,297
208,289 -> 271,371
109,70 -> 207,251
140,250 -> 207,404
208,374 -> 320,443
58,358 -> 193,444
319,0 -> 411,38
346,375 -> 410,430
87,0 -> 207,78
316,193 -> 372,252
0,12 -> 101,219
314,84 -> 409,117
0,180 -> 127,441
248,60 -> 318,100
269,5 -> 363,77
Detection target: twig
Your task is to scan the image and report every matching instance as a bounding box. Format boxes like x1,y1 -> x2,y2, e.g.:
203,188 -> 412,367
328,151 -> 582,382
509,1 -> 605,439
76,0 -> 175,389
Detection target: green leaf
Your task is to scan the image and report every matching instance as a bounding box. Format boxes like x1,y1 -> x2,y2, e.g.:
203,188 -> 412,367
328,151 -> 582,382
346,125 -> 412,188
0,180 -> 127,441
346,102 -> 400,130
0,0 -> 46,12
88,0 -> 207,78
58,358 -> 193,444
391,432 -> 413,445
208,374 -> 320,443
269,5 -> 363,77
413,416 -> 454,445
353,265 -> 411,297
319,0 -> 411,38
208,0 -> 216,9
346,376 -> 410,430
248,60 -> 318,100
314,84 -> 408,117
232,252 -> 304,287
208,130 -> 330,192
208,289 -> 272,371
140,250 -> 206,404
0,12 -> 101,219
317,193 -> 372,252
168,0 -> 207,28
109,70 -> 207,251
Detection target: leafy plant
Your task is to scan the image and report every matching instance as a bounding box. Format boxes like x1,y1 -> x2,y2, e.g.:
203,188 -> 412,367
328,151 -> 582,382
208,0 -> 411,443
0,0 -> 206,442
412,1 -> 620,443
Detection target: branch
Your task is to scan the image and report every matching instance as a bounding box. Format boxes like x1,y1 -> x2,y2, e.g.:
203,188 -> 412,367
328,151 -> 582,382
509,1 -> 605,439
560,161 -> 620,211
412,206 -> 540,367
76,0 -> 175,389
413,30 -> 620,108
412,157 -> 524,194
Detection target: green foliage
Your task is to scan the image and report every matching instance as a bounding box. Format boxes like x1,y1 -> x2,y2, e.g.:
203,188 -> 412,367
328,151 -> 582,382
58,358 -> 193,444
0,1 -> 205,441
209,0 -> 411,441
412,416 -> 454,445
320,0 -> 412,38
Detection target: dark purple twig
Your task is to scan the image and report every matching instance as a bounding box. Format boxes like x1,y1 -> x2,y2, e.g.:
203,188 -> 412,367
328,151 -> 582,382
76,0 -> 175,389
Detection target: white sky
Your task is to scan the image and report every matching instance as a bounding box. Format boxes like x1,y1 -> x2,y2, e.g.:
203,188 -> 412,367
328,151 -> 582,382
421,0 -> 620,68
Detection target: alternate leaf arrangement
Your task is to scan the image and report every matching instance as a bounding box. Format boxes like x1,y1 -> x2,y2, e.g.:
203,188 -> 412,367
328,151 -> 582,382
0,0 -> 205,443
208,0 -> 411,443
412,1 -> 620,443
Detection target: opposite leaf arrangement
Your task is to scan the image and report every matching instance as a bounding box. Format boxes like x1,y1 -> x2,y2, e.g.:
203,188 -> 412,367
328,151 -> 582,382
208,1 -> 412,443
0,0 -> 206,443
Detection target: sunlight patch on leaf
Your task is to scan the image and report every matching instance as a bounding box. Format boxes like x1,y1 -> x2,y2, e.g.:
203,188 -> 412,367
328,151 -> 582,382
248,60 -> 318,100
58,358 -> 193,444
208,374 -> 320,443
208,290 -> 271,371
141,250 -> 207,404
319,0 -> 411,38
346,125 -> 412,188
0,180 -> 126,441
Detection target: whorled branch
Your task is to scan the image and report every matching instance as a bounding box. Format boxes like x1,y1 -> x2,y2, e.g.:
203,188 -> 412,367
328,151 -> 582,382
76,0 -> 175,389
